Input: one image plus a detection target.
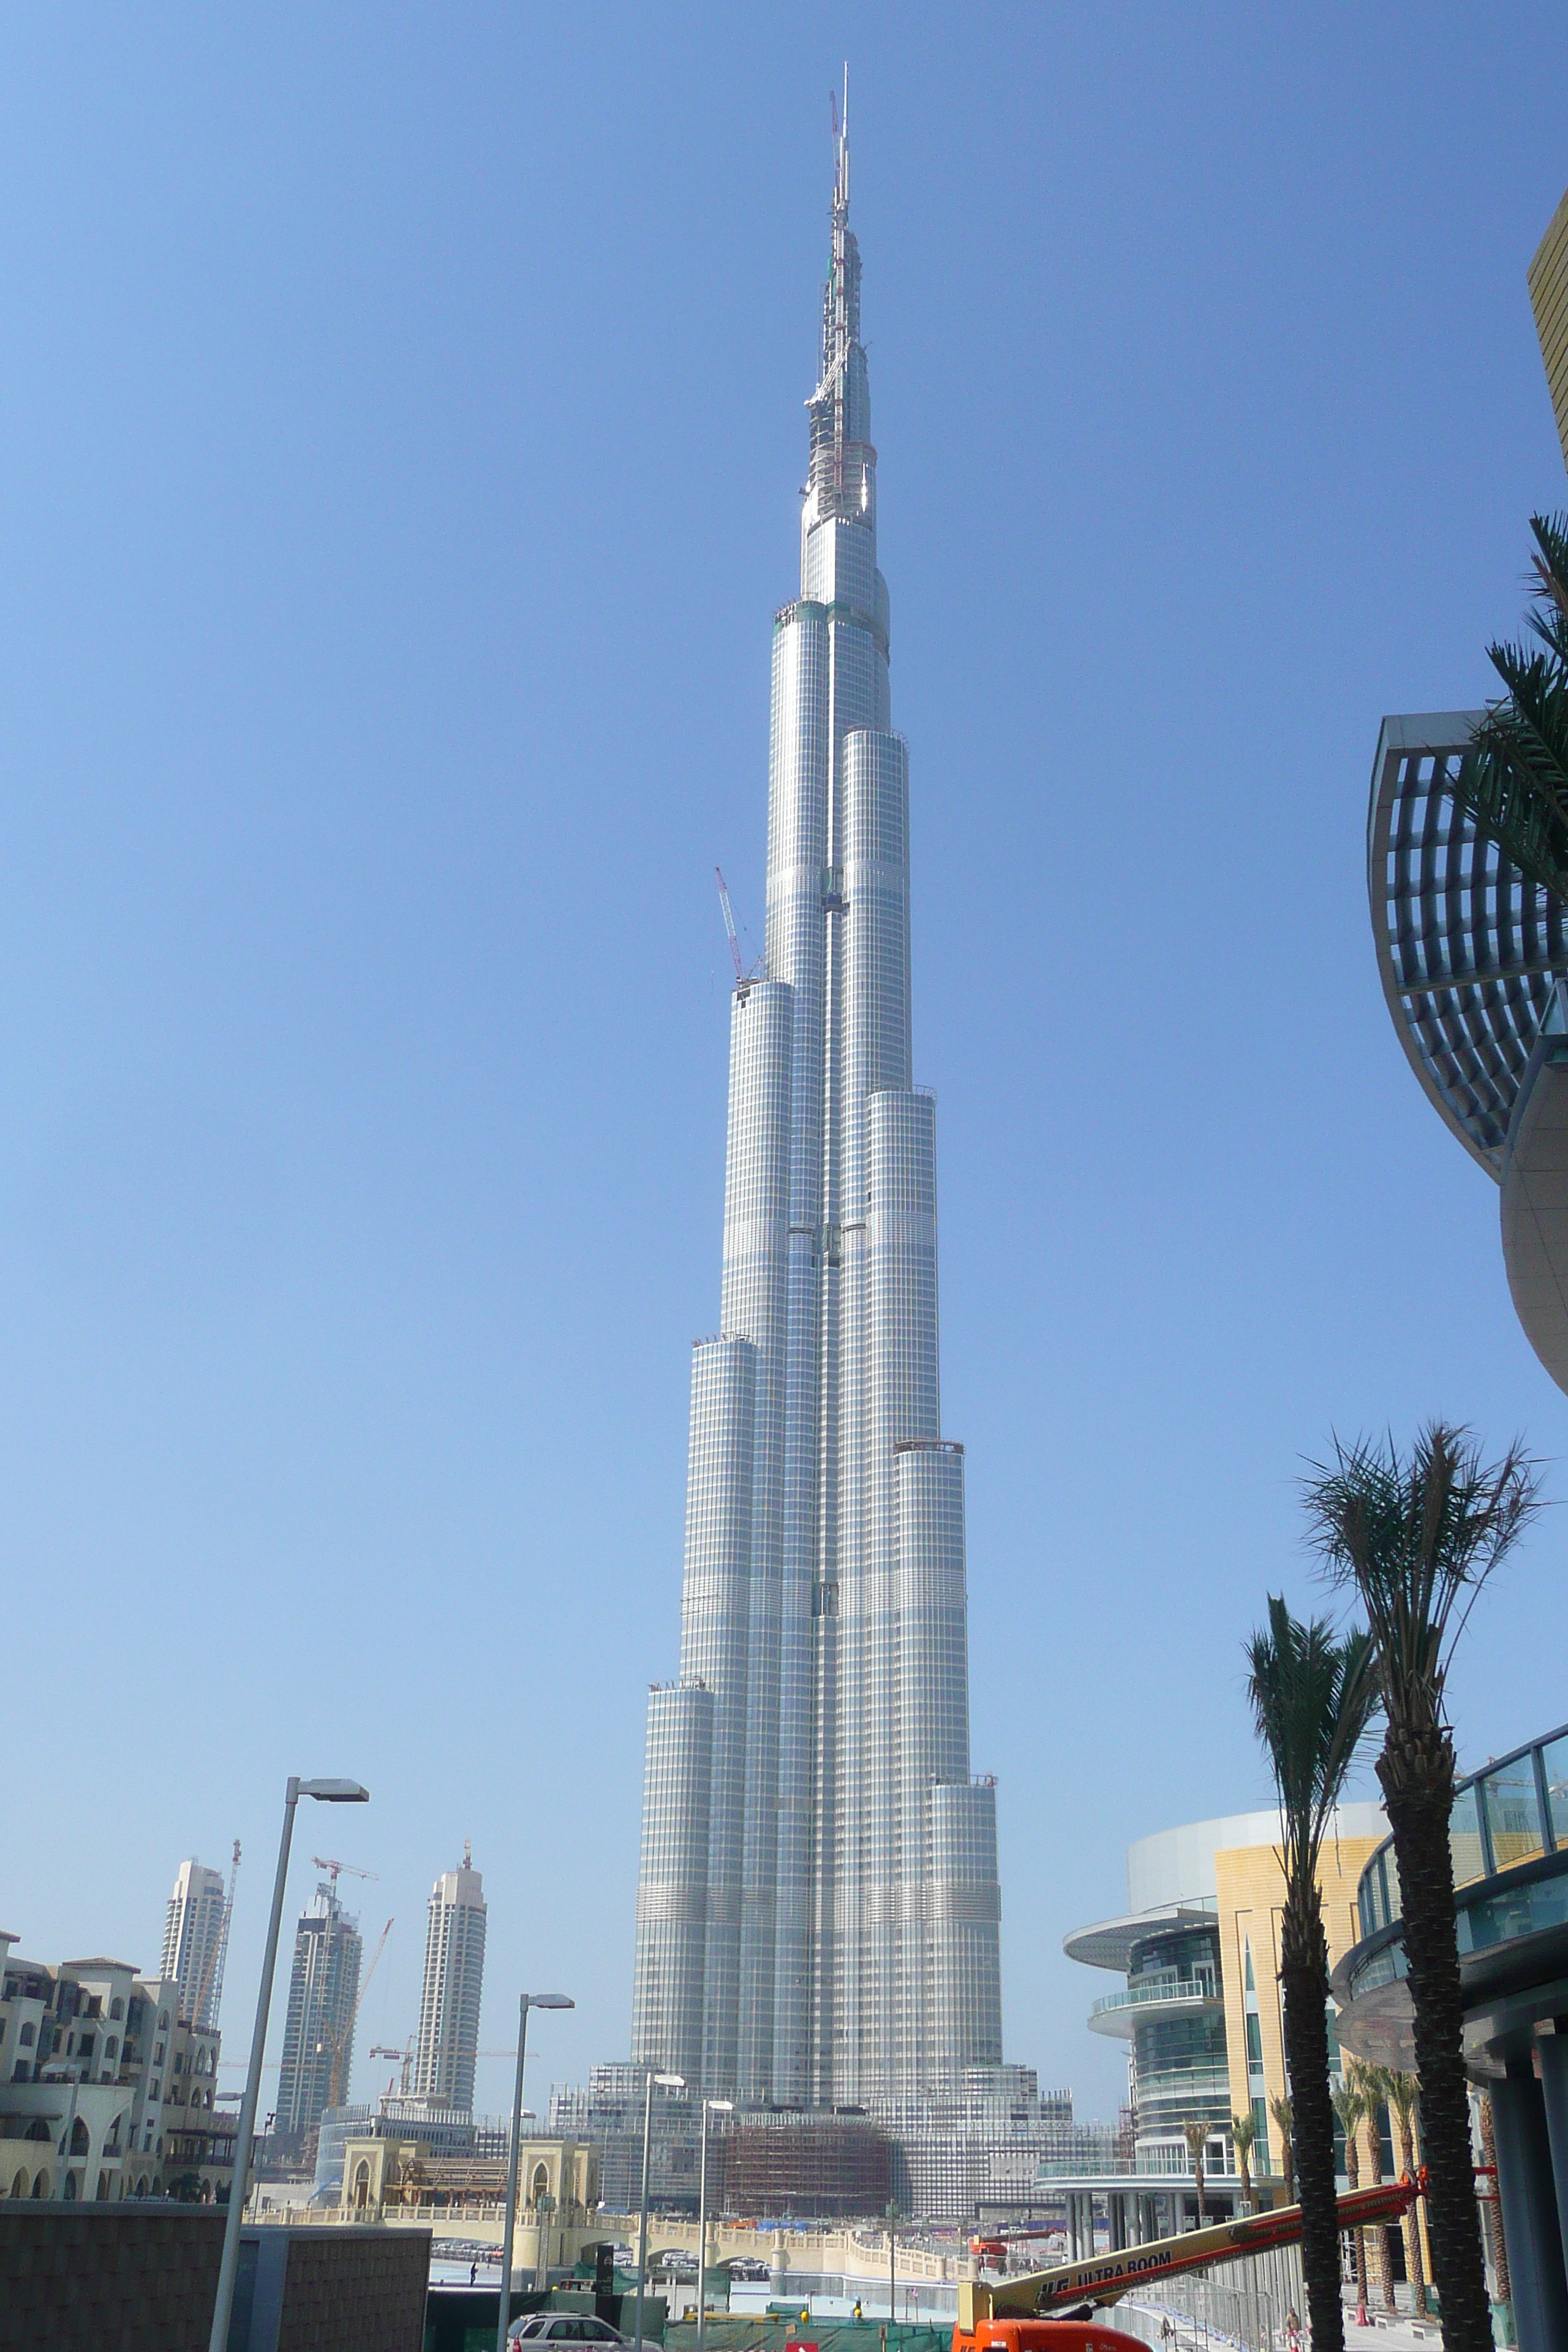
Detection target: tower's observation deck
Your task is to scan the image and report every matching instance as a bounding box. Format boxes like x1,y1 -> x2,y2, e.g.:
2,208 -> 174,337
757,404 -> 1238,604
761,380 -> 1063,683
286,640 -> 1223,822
632,112 -> 1003,2106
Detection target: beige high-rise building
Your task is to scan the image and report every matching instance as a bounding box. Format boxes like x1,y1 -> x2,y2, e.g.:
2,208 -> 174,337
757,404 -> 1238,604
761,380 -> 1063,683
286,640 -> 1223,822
159,1859 -> 227,2033
1529,181 -> 1568,477
412,1848 -> 486,2114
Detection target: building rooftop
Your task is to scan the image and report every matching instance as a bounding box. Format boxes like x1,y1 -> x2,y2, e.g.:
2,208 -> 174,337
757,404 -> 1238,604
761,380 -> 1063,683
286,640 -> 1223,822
1062,1904 -> 1218,1972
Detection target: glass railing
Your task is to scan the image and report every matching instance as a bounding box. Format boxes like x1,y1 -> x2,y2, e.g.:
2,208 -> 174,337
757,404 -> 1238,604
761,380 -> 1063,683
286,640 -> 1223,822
1354,1719 -> 1568,1948
1091,1975 -> 1219,2018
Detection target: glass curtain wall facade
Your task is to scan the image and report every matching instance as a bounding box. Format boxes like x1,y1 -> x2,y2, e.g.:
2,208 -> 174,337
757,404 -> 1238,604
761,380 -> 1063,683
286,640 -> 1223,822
633,114 -> 1003,2108
275,1894 -> 363,2143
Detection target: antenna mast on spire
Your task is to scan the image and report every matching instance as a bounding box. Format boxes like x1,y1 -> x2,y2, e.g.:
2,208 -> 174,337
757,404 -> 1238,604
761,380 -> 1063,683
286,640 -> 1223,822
832,64 -> 850,215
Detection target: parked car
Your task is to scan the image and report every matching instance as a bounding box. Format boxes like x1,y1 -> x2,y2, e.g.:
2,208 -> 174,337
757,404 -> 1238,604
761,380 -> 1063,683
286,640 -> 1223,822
508,2322 -> 655,2351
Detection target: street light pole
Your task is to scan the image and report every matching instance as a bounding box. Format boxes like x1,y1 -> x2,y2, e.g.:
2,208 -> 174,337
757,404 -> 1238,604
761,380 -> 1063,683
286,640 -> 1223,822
207,1775 -> 369,2352
495,1991 -> 573,2352
697,2097 -> 733,2352
886,2202 -> 898,2328
535,2190 -> 557,2291
636,2071 -> 684,2352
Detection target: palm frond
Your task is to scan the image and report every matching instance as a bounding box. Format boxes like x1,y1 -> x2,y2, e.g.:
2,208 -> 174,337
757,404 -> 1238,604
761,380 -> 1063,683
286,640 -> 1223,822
1245,1595 -> 1380,1902
1447,512 -> 1568,900
1302,1424 -> 1542,1736
1383,2070 -> 1419,2125
1526,511 -> 1568,652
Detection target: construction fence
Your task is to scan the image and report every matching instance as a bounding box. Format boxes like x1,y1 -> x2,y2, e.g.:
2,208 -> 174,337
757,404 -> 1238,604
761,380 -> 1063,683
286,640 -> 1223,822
664,2325 -> 951,2352
1117,2243 -> 1307,2352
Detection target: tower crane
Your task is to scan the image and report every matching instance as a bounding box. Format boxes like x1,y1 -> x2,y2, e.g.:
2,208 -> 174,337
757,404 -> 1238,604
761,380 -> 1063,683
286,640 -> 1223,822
312,1856 -> 378,1892
308,1857 -> 380,2113
715,867 -> 745,984
715,868 -> 762,987
320,1915 -> 393,2112
369,2037 -> 415,2100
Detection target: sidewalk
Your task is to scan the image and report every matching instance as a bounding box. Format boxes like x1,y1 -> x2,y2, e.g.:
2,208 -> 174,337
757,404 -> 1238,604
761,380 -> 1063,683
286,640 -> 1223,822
1339,2285 -> 1442,2351
1122,2286 -> 1442,2352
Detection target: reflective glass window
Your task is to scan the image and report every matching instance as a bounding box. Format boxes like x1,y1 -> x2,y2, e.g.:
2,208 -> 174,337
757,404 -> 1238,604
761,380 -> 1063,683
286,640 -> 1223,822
1542,1736 -> 1568,1848
1450,1784 -> 1487,1886
1478,1759 -> 1545,1872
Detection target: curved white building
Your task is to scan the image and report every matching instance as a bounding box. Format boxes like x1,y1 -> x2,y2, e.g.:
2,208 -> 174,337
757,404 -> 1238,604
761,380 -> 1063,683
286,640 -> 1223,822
633,114 -> 1002,2109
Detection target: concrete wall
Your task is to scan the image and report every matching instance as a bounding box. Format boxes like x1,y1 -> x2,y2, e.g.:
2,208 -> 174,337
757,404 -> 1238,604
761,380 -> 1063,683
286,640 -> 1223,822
0,2206 -> 429,2352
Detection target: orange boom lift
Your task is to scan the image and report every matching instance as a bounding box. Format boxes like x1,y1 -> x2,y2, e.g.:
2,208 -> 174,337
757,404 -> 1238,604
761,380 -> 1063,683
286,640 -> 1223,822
954,2176 -> 1422,2352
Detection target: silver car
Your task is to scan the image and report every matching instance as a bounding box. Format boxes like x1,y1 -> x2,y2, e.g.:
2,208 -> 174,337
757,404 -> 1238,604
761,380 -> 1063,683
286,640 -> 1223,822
508,2323 -> 643,2349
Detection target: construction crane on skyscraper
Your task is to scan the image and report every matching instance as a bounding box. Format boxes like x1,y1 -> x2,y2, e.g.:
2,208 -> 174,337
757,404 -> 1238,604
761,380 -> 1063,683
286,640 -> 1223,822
715,867 -> 746,984
312,1856 -> 378,1893
320,1915 -> 393,2112
369,2037 -> 415,2099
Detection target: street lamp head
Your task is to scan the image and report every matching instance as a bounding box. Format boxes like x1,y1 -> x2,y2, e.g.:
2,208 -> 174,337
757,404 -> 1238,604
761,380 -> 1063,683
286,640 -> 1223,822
524,1994 -> 574,2010
706,2098 -> 734,2112
654,2072 -> 685,2087
299,1779 -> 369,1803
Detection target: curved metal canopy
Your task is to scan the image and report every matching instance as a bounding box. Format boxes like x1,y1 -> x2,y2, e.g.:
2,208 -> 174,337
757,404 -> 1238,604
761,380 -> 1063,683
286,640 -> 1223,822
1367,711 -> 1568,1175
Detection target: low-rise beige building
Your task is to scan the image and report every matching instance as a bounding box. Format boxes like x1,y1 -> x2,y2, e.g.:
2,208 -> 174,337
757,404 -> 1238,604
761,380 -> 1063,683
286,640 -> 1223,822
0,1934 -> 231,2202
340,2127 -> 598,2223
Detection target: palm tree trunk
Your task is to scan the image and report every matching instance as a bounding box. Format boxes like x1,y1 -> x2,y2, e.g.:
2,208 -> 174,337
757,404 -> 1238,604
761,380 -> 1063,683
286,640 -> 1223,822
1479,2091 -> 1511,2309
1343,2130 -> 1368,2318
1281,1947 -> 1345,2352
1394,2111 -> 1429,2319
1363,2111 -> 1396,2313
1380,1743 -> 1493,2352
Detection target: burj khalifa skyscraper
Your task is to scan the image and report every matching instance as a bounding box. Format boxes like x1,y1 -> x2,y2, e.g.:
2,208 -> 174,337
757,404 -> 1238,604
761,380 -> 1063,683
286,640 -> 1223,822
632,106 -> 1003,2111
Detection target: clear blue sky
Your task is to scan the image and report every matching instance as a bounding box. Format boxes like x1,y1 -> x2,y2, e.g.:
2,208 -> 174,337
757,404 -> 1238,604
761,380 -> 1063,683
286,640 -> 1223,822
7,4 -> 1568,2128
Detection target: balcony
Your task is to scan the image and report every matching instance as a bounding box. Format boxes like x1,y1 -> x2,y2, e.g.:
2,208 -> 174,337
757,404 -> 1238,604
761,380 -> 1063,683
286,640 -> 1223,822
1335,1716 -> 1568,2070
1088,1973 -> 1224,2037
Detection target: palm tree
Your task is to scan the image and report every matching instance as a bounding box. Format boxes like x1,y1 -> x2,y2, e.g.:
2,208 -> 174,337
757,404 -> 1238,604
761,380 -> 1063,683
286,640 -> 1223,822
1478,2091 -> 1512,2319
1270,2093 -> 1295,2205
1332,2076 -> 1370,2323
1349,2062 -> 1397,2314
1182,2119 -> 1210,2227
1231,2111 -> 1257,2211
1246,1597 -> 1379,2352
1452,513 -> 1568,902
1304,1424 -> 1541,2352
1384,2070 -> 1428,2320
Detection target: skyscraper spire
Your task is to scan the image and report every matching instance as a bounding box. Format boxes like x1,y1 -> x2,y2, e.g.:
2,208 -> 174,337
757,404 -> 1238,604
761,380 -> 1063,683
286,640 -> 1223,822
632,104 -> 1002,2119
